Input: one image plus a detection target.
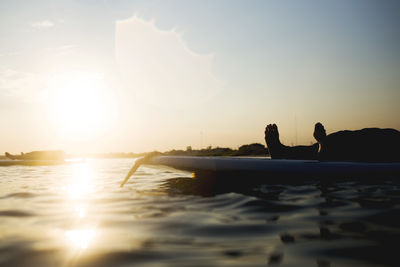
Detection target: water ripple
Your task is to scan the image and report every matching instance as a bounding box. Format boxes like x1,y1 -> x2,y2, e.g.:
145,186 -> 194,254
0,159 -> 399,266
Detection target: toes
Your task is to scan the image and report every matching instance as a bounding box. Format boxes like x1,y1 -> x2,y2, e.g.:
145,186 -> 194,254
315,122 -> 324,130
315,123 -> 326,133
314,122 -> 327,143
265,124 -> 279,135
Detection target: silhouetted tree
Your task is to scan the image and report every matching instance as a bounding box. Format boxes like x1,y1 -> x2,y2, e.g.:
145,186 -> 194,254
235,143 -> 268,156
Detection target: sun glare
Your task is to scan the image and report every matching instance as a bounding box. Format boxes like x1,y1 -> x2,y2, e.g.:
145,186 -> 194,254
46,71 -> 115,139
65,229 -> 96,250
63,163 -> 95,199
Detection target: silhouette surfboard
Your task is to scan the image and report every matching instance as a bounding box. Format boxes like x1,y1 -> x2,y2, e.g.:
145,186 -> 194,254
121,156 -> 400,187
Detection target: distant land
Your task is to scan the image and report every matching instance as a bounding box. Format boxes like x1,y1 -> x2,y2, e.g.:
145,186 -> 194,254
164,143 -> 268,157
72,143 -> 270,158
0,143 -> 270,160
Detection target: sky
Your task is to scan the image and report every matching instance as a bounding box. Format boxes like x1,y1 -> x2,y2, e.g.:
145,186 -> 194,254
0,0 -> 399,153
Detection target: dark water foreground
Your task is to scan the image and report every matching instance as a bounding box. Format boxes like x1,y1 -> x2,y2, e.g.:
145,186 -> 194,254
0,159 -> 399,267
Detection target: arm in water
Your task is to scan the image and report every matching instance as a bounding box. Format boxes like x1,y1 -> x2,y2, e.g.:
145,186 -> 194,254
120,152 -> 162,187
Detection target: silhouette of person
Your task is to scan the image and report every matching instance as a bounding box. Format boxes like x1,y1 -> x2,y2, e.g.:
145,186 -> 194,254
265,123 -> 400,162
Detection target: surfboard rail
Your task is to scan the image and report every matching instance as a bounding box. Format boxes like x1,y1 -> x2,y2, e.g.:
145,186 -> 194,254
121,155 -> 400,187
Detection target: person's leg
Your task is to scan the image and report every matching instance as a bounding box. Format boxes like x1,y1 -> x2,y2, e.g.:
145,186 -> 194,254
313,122 -> 326,143
349,128 -> 400,162
313,123 -> 400,162
265,124 -> 318,160
265,124 -> 284,158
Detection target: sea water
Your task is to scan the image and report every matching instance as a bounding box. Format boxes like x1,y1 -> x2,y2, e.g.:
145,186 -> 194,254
0,158 -> 399,267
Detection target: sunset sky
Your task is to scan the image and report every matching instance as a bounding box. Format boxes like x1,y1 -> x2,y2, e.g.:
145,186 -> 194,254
1,0 -> 399,153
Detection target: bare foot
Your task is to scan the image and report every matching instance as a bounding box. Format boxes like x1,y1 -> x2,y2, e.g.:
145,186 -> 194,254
265,124 -> 284,158
313,122 -> 326,143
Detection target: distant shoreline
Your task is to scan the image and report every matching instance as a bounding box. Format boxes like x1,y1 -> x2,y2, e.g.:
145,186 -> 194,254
65,143 -> 270,159
0,143 -> 268,160
1,143 -> 270,160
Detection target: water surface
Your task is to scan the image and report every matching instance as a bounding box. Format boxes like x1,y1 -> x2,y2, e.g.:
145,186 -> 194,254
0,159 -> 399,266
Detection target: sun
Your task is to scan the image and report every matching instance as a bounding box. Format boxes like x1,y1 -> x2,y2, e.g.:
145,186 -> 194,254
46,71 -> 115,139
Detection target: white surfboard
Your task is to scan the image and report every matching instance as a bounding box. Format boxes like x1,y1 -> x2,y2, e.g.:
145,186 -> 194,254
121,155 -> 400,187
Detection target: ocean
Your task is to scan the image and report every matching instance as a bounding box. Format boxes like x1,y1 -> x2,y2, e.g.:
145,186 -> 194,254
0,158 -> 399,266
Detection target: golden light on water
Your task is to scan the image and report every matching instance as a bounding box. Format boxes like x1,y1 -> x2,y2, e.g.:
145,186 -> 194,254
61,163 -> 98,251
74,204 -> 86,219
63,163 -> 95,199
65,229 -> 96,250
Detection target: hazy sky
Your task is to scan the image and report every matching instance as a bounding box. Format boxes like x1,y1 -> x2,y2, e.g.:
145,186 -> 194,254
1,0 -> 399,153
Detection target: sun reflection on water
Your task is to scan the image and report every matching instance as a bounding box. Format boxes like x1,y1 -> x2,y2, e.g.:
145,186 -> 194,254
65,228 -> 96,250
61,162 -> 98,251
63,163 -> 95,199
74,204 -> 86,219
